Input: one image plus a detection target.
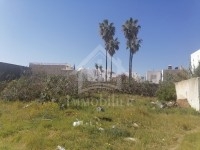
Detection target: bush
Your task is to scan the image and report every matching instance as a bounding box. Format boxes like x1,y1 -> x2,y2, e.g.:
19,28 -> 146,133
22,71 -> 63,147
121,80 -> 158,97
193,63 -> 200,77
0,81 -> 9,94
40,75 -> 78,102
1,73 -> 79,102
105,127 -> 130,138
1,74 -> 46,101
156,82 -> 176,101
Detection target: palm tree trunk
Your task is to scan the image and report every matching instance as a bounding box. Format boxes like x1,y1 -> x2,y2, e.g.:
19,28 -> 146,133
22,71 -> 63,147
110,57 -> 112,79
129,50 -> 133,84
106,50 -> 107,82
97,67 -> 98,77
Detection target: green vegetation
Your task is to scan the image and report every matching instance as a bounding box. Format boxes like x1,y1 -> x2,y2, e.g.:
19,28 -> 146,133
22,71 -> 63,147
178,131 -> 200,150
0,74 -> 78,102
193,63 -> 200,77
0,74 -> 159,102
0,93 -> 200,150
156,81 -> 176,101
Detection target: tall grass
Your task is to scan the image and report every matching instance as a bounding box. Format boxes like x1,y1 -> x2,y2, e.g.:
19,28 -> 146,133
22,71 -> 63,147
0,93 -> 200,149
177,132 -> 200,150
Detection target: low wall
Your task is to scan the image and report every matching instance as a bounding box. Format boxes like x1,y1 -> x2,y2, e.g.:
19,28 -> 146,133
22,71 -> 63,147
175,77 -> 200,111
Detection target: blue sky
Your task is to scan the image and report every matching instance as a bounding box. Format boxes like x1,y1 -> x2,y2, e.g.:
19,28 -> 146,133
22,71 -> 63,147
0,0 -> 200,75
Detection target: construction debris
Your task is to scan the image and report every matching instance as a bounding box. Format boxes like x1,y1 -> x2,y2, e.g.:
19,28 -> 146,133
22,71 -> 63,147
56,145 -> 65,150
98,127 -> 104,131
124,137 -> 137,142
96,106 -> 105,112
151,101 -> 177,109
73,120 -> 83,127
23,103 -> 32,108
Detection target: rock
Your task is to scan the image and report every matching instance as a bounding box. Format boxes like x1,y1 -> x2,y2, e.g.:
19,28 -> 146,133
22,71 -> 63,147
98,127 -> 104,131
155,101 -> 167,109
96,106 -> 104,112
152,100 -> 177,109
166,101 -> 176,107
124,137 -> 137,142
23,103 -> 32,108
73,120 -> 83,127
133,123 -> 139,128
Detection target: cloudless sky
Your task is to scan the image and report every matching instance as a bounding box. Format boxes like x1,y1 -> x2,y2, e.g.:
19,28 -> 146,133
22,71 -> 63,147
0,0 -> 200,75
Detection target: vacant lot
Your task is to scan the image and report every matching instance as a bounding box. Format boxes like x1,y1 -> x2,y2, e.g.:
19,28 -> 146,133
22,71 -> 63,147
0,93 -> 200,150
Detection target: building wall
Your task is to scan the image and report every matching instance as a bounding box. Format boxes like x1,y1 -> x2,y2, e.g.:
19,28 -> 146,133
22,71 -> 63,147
29,63 -> 74,76
191,49 -> 200,72
161,69 -> 183,82
146,71 -> 161,84
175,77 -> 200,111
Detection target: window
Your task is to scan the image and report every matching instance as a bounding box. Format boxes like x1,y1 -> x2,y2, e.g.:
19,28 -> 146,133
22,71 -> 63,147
151,74 -> 156,80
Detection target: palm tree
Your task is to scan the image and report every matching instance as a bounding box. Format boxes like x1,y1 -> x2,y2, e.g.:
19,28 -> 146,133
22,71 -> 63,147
99,65 -> 103,77
107,38 -> 119,79
122,18 -> 142,84
95,63 -> 99,77
99,19 -> 115,82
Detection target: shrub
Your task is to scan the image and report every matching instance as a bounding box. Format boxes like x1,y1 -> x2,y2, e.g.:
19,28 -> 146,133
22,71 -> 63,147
1,74 -> 46,101
156,82 -> 176,101
40,74 -> 78,102
105,127 -> 130,138
121,80 -> 158,97
193,63 -> 200,77
1,80 -> 18,101
0,81 -> 9,94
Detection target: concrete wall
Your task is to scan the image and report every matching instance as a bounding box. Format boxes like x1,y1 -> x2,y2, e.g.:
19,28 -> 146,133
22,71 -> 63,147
175,77 -> 200,111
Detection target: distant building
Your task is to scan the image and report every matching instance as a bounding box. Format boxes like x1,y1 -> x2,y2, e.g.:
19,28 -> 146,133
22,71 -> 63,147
146,65 -> 185,83
123,72 -> 143,82
191,49 -> 200,73
0,62 -> 28,81
146,71 -> 161,84
78,67 -> 105,82
29,63 -> 74,76
161,65 -> 184,82
78,68 -> 96,81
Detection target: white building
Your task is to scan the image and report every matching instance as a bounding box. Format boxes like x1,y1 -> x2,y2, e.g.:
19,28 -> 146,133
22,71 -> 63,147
191,49 -> 200,72
77,67 -> 105,82
124,72 -> 143,82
